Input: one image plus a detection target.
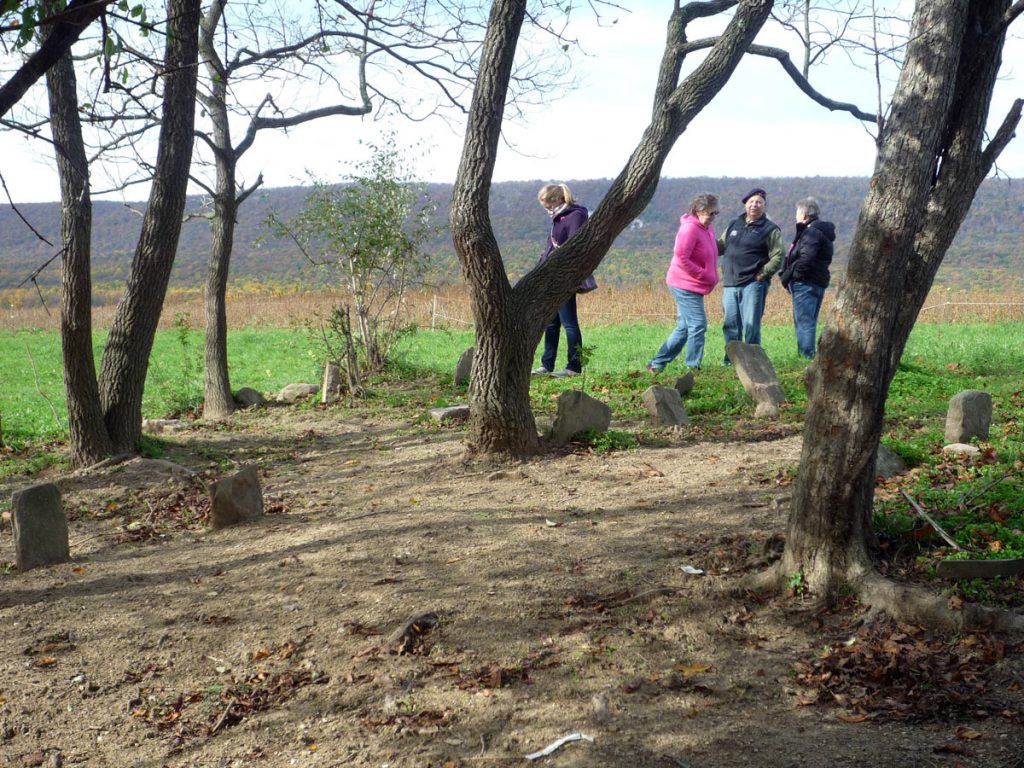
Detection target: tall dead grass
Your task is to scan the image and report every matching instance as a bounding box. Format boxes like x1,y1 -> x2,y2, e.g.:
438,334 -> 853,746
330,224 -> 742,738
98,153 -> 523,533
2,283 -> 1023,332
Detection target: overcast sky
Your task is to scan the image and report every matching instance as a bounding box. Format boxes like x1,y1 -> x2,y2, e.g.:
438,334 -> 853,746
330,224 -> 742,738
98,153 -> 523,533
2,3 -> 1023,203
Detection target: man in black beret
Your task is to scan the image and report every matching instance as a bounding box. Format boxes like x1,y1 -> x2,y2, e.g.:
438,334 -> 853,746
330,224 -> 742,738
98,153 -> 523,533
717,187 -> 783,364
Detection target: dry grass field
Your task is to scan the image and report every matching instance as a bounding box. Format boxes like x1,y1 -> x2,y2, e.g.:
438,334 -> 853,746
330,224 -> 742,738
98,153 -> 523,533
3,283 -> 1024,332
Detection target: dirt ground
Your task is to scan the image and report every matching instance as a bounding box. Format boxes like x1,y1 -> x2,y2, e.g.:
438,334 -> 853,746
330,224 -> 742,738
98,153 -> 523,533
1,403 -> 1022,768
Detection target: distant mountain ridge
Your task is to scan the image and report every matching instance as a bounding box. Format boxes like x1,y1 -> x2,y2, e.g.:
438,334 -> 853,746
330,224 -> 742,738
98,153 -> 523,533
1,177 -> 1022,291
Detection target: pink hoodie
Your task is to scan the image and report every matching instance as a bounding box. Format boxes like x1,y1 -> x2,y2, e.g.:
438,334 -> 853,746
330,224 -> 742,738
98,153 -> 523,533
666,213 -> 719,295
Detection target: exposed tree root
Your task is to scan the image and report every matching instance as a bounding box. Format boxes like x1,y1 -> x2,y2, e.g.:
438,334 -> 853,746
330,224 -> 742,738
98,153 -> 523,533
854,569 -> 1024,635
744,560 -> 1024,636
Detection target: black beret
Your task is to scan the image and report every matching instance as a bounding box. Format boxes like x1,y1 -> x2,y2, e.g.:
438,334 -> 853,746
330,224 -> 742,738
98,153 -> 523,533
741,188 -> 767,203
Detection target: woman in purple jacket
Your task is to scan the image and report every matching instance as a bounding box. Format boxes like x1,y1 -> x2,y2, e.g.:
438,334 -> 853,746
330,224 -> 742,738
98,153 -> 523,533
647,193 -> 721,373
532,183 -> 590,377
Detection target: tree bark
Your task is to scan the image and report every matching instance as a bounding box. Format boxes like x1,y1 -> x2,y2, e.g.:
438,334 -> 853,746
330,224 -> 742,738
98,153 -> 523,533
0,0 -> 113,119
780,0 -> 1021,625
98,0 -> 201,452
199,0 -> 237,420
46,39 -> 114,467
451,0 -> 773,457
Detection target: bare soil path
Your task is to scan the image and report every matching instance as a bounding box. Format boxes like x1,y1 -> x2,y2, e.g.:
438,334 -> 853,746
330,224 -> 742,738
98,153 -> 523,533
1,405 -> 1021,767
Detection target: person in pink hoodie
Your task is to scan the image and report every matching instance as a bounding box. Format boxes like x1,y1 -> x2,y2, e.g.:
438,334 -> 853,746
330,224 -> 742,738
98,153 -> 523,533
647,193 -> 721,372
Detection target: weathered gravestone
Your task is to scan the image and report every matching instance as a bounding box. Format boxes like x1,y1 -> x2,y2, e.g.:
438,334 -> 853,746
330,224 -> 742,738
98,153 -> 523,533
943,442 -> 980,457
322,361 -> 341,404
277,383 -> 319,403
209,466 -> 264,529
234,387 -> 265,409
430,405 -> 471,424
642,385 -> 689,427
875,444 -> 907,478
11,483 -> 70,570
725,341 -> 784,418
454,347 -> 475,386
945,390 -> 992,444
673,371 -> 695,398
548,390 -> 611,447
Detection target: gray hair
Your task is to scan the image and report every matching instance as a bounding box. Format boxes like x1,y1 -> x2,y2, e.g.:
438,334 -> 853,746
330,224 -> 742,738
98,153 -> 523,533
689,193 -> 719,216
796,197 -> 820,219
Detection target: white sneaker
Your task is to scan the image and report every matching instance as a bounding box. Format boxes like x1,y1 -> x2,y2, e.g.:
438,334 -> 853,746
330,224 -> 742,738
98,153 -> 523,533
532,367 -> 551,375
551,369 -> 578,378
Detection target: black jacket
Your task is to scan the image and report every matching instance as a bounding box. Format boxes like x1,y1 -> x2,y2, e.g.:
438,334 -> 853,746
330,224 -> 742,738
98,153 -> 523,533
719,215 -> 782,287
780,218 -> 835,290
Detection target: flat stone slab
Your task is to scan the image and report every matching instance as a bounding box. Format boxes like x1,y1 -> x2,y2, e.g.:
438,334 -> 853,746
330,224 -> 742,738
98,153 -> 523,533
430,405 -> 470,424
943,443 -> 980,456
277,383 -> 319,403
11,483 -> 70,570
725,341 -> 783,418
936,559 -> 1024,579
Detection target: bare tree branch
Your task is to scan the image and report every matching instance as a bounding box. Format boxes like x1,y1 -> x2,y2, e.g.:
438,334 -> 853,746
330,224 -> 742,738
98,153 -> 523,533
0,0 -> 114,118
679,36 -> 876,123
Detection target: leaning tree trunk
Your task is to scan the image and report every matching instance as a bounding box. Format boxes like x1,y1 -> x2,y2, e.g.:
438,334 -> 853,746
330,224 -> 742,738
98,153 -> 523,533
46,33 -> 113,466
450,0 -> 772,457
779,1 -> 1022,631
98,0 -> 201,452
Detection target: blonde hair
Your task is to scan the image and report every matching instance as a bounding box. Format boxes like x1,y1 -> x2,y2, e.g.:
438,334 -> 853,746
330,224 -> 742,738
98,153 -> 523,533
538,183 -> 575,207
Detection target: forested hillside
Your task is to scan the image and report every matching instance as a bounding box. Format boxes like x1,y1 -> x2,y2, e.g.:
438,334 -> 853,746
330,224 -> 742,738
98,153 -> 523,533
2,177 -> 1022,291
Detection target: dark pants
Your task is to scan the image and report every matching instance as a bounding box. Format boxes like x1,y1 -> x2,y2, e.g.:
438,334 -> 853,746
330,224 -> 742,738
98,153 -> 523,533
791,281 -> 825,358
541,295 -> 583,373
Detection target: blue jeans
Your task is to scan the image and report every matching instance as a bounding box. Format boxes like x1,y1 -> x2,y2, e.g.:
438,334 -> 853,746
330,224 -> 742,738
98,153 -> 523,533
541,294 -> 583,373
649,287 -> 707,370
791,281 -> 825,359
722,280 -> 768,363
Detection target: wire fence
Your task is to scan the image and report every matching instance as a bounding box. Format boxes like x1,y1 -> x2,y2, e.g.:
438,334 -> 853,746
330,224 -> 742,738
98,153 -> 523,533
3,285 -> 1023,332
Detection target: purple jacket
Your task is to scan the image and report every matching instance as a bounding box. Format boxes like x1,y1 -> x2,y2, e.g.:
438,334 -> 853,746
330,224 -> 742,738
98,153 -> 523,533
538,203 -> 589,264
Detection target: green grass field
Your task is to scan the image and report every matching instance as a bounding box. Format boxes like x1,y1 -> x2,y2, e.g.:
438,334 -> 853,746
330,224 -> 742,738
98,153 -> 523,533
2,320 -> 1022,602
2,320 -> 1022,449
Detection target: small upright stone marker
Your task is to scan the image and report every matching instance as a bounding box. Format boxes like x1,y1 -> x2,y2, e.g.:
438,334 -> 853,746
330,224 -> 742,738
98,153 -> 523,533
548,390 -> 611,446
209,466 -> 264,529
945,390 -> 992,444
642,385 -> 689,426
454,347 -> 475,386
725,341 -> 784,418
11,483 -> 70,571
322,361 -> 341,404
673,371 -> 695,398
875,444 -> 907,478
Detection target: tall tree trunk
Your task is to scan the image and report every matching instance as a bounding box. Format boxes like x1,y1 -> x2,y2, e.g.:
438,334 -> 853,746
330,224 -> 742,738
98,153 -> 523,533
202,188 -> 237,419
780,0 -> 1020,624
200,0 -> 237,421
46,43 -> 114,466
451,0 -> 772,457
98,0 -> 201,452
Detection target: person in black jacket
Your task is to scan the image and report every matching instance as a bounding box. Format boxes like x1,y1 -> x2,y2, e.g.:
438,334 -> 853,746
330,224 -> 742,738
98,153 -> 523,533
779,197 -> 835,359
717,188 -> 784,364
